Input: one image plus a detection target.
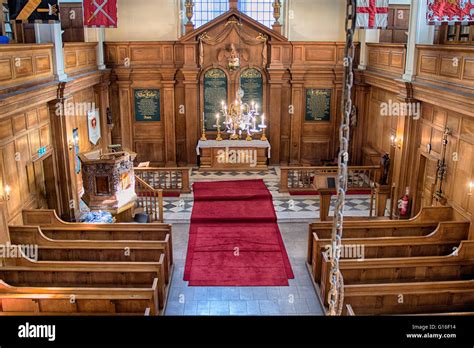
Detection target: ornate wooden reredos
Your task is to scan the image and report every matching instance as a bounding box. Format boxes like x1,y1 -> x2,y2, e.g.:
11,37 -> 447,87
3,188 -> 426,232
105,8 -> 354,167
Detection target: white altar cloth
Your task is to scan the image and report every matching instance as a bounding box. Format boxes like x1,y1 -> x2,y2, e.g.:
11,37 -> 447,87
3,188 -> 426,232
196,140 -> 271,158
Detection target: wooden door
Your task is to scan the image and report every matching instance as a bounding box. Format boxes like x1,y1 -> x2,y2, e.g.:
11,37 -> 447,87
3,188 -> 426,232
418,155 -> 439,208
42,154 -> 60,212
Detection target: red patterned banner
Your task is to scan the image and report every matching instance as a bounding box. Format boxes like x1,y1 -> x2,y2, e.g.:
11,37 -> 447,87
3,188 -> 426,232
427,0 -> 474,24
83,0 -> 117,28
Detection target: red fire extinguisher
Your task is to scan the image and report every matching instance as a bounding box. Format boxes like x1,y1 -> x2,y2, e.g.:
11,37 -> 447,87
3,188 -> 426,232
398,187 -> 411,219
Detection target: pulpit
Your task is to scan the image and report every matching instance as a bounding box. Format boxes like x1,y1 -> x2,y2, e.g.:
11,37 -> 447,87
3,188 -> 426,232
79,150 -> 137,222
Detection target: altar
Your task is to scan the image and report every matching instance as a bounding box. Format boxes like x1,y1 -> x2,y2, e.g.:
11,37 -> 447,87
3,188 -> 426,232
196,140 -> 271,170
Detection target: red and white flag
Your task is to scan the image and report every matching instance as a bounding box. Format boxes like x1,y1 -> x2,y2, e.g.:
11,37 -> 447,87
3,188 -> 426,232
427,0 -> 474,25
356,0 -> 389,29
83,0 -> 117,28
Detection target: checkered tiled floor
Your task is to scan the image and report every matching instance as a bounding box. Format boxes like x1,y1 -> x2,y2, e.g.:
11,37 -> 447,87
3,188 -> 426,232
162,167 -> 377,223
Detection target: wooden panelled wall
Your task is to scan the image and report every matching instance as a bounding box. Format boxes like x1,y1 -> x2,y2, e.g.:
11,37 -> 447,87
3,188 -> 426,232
105,12 -> 357,166
0,43 -> 110,224
356,43 -> 474,223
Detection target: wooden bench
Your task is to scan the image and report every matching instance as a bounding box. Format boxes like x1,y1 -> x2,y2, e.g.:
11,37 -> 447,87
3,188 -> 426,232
22,209 -> 174,262
0,280 -> 159,316
8,226 -> 173,278
320,241 -> 474,307
310,221 -> 470,284
0,255 -> 169,311
343,280 -> 474,315
307,206 -> 458,264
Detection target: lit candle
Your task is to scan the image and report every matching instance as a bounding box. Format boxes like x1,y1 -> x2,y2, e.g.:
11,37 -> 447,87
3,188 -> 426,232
216,113 -> 220,124
262,114 -> 265,126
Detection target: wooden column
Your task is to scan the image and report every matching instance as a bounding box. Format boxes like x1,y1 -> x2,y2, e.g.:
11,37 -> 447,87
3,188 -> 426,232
162,69 -> 178,166
48,94 -> 76,221
289,70 -> 305,165
94,75 -> 112,150
352,79 -> 370,164
0,203 -> 9,244
229,0 -> 238,10
116,72 -> 133,151
183,68 -> 200,165
268,69 -> 285,165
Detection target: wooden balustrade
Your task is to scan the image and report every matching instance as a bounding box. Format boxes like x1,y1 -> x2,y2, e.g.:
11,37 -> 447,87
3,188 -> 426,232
280,165 -> 382,193
135,176 -> 164,223
134,167 -> 191,193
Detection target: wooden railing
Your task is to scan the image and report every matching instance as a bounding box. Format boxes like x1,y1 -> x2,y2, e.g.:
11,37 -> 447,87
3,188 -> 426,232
280,165 -> 382,192
135,176 -> 164,222
134,167 -> 191,193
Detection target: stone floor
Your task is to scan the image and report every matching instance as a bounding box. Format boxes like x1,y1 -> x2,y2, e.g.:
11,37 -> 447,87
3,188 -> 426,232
165,223 -> 324,316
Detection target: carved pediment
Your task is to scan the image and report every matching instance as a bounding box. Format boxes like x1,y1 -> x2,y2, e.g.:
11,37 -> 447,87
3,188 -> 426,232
179,9 -> 287,43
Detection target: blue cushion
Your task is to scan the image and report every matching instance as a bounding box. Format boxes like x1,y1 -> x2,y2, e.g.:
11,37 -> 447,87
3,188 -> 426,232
0,36 -> 9,44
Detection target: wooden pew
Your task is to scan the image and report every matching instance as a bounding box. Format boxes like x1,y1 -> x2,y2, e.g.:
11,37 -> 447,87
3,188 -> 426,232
22,209 -> 174,262
307,206 -> 458,264
310,221 -> 470,283
0,280 -> 159,316
320,241 -> 474,307
8,226 -> 173,277
0,255 -> 169,310
343,280 -> 474,315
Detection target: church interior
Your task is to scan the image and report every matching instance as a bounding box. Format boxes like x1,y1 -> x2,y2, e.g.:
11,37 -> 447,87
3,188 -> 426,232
1,0 -> 474,328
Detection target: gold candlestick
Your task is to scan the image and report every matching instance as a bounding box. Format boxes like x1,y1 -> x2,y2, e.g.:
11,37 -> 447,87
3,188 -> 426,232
200,113 -> 207,141
246,131 -> 253,141
261,127 -> 267,141
215,114 -> 223,141
260,114 -> 267,141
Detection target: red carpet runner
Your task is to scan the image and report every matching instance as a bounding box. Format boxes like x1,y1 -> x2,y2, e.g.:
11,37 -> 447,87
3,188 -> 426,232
184,180 -> 295,286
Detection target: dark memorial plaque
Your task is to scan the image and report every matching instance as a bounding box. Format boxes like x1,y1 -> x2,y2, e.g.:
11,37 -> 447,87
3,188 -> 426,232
305,89 -> 332,122
240,68 -> 263,123
134,89 -> 160,122
204,69 -> 227,131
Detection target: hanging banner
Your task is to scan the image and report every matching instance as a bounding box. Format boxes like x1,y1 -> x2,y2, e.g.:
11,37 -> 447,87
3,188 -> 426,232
87,109 -> 101,145
7,0 -> 60,22
427,0 -> 474,25
356,0 -> 389,29
83,0 -> 118,28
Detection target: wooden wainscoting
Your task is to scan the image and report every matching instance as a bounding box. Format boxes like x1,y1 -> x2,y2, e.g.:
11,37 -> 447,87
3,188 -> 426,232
63,42 -> 98,76
367,43 -> 406,77
0,44 -> 54,91
416,44 -> 474,89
